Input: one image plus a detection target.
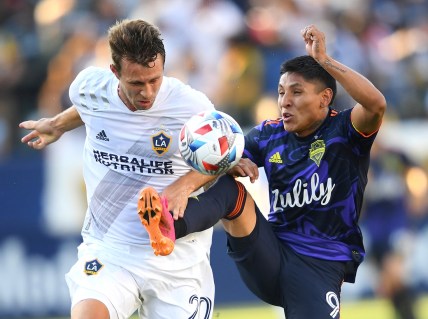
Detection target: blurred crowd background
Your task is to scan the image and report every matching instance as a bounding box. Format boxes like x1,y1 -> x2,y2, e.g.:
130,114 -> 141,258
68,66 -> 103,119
1,0 -> 428,318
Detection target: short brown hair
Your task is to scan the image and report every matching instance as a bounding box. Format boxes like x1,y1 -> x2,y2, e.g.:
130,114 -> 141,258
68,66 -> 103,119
108,19 -> 166,73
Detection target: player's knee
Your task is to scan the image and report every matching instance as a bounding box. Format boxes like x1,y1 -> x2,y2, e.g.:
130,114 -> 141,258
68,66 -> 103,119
71,299 -> 111,319
222,194 -> 257,237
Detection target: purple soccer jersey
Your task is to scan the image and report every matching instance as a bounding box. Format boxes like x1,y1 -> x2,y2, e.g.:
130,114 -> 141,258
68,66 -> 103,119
244,108 -> 377,275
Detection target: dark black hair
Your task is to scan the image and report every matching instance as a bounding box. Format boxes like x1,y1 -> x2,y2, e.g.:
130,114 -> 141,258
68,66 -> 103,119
280,55 -> 337,105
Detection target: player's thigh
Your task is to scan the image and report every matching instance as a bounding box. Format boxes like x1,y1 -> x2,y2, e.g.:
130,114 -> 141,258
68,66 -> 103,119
226,208 -> 283,306
139,258 -> 214,319
65,244 -> 141,319
283,252 -> 346,319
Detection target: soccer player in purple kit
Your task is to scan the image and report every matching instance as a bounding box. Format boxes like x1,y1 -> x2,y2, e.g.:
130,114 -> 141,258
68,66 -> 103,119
141,24 -> 387,319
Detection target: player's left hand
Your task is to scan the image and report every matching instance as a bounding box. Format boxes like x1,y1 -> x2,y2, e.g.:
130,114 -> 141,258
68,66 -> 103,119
227,158 -> 259,183
301,24 -> 328,63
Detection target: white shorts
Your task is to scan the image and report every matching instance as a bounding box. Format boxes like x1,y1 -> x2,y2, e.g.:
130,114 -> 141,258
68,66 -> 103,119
65,242 -> 215,319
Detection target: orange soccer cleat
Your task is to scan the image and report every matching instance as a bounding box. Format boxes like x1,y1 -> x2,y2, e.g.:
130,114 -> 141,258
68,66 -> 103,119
137,187 -> 175,256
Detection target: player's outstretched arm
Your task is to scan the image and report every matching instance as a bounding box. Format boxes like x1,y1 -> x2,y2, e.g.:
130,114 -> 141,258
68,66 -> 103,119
301,24 -> 387,135
162,170 -> 218,220
19,106 -> 84,150
162,158 -> 258,220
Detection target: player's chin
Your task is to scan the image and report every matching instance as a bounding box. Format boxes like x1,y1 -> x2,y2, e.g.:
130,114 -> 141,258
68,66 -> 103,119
136,100 -> 153,110
282,122 -> 295,132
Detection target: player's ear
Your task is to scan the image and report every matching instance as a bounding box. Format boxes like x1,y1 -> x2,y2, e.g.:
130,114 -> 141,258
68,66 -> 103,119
110,64 -> 120,79
320,88 -> 333,108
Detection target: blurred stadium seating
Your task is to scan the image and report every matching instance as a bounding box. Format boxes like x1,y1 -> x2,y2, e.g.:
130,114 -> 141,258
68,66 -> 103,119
1,0 -> 428,318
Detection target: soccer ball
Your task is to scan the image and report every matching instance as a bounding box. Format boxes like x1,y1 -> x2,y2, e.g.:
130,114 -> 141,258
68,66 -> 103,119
179,110 -> 245,175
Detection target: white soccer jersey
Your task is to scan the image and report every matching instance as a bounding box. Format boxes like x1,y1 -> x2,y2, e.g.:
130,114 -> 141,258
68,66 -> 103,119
69,66 -> 215,270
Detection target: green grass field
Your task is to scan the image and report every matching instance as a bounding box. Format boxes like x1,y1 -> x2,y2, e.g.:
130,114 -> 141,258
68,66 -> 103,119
209,294 -> 428,319
49,295 -> 427,319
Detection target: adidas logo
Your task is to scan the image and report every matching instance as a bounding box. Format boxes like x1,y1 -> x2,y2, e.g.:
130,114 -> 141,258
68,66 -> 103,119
269,152 -> 283,163
96,130 -> 110,141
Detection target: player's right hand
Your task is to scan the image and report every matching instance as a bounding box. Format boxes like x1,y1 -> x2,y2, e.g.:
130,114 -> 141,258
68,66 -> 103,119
301,24 -> 327,64
19,118 -> 63,150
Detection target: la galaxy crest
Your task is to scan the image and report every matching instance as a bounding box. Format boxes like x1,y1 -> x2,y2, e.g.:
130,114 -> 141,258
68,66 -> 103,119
151,128 -> 171,156
84,259 -> 104,276
309,139 -> 325,166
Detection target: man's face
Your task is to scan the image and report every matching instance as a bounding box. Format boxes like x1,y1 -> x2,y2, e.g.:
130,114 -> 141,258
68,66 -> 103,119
112,54 -> 164,111
278,72 -> 330,137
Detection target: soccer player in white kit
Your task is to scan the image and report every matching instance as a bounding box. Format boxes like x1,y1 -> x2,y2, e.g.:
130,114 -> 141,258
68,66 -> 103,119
19,19 -> 217,319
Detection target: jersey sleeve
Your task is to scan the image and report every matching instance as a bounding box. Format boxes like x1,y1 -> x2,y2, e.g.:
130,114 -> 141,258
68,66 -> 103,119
69,66 -> 112,117
341,108 -> 377,156
69,67 -> 96,108
243,122 -> 266,167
